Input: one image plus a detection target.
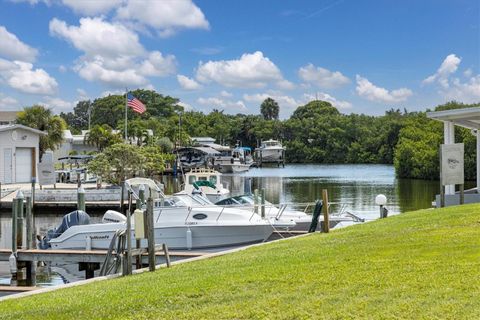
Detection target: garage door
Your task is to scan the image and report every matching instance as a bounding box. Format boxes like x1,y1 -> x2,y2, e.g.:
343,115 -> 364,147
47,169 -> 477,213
15,148 -> 32,183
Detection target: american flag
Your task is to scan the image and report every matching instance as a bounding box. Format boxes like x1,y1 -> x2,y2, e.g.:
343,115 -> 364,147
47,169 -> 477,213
127,93 -> 146,114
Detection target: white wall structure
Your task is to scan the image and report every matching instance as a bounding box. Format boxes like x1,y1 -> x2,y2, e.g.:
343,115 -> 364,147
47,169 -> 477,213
0,124 -> 46,183
427,107 -> 480,195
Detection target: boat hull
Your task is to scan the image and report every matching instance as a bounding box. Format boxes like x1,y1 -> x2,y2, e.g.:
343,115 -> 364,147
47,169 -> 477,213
49,223 -> 273,250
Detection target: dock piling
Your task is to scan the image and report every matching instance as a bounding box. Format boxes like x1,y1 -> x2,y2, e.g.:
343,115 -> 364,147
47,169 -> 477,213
163,243 -> 171,268
254,189 -> 259,214
15,191 -> 24,249
261,188 -> 266,218
146,197 -> 155,272
125,191 -> 132,275
77,186 -> 86,212
26,196 -> 33,249
322,189 -> 330,233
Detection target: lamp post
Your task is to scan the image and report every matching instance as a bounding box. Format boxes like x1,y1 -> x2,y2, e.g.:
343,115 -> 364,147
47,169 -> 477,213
375,194 -> 387,219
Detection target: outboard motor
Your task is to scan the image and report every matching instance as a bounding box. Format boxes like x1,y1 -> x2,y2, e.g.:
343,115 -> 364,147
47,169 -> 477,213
102,210 -> 127,224
39,210 -> 90,249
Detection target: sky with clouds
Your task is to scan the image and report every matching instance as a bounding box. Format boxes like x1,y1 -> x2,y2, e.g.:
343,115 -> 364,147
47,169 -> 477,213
0,0 -> 478,118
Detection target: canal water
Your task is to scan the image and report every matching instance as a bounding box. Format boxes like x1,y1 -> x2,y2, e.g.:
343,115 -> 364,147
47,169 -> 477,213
0,164 -> 463,290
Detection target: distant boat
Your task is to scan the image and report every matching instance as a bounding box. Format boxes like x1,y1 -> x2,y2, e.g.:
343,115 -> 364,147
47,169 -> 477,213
177,168 -> 230,202
214,146 -> 253,173
255,139 -> 285,162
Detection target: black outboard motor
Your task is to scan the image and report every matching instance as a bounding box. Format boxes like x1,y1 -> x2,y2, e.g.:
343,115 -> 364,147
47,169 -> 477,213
39,210 -> 90,249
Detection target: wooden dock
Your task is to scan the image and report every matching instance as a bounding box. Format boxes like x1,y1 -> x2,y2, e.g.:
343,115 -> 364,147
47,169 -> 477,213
0,249 -> 207,264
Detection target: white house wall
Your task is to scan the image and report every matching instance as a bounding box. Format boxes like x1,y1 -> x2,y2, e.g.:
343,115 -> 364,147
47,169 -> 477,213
0,128 -> 40,183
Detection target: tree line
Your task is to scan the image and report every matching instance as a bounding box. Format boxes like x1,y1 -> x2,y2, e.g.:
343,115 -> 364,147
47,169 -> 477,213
15,89 -> 479,181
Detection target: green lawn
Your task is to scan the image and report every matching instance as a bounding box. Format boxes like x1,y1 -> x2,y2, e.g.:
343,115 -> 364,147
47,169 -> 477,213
1,204 -> 480,319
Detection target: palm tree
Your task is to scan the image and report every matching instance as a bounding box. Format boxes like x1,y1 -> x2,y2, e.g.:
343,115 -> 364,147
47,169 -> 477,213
16,105 -> 66,157
85,124 -> 121,151
260,98 -> 279,120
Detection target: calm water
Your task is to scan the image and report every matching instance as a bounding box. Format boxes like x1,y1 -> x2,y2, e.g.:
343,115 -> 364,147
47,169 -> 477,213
0,164 -> 460,288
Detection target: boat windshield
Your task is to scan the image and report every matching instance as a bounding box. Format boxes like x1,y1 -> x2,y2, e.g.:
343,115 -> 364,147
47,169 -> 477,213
163,194 -> 214,207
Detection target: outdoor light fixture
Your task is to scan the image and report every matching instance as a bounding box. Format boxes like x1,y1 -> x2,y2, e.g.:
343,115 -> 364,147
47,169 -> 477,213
375,194 -> 388,218
375,194 -> 387,206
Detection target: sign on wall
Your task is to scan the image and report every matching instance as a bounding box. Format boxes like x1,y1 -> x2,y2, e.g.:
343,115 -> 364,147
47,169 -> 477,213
37,162 -> 56,186
441,143 -> 464,186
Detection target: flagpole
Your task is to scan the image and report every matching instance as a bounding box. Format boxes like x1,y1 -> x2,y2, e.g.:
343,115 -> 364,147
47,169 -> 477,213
125,88 -> 128,141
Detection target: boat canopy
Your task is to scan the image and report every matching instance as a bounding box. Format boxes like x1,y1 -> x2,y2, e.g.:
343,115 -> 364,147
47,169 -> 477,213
176,147 -> 220,155
193,180 -> 217,190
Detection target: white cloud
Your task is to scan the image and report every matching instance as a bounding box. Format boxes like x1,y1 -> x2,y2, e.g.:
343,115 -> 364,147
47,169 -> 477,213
177,101 -> 193,111
422,54 -> 461,88
243,92 -> 298,111
177,74 -> 201,90
61,0 -> 122,15
196,51 -> 286,88
40,96 -> 74,112
220,90 -> 232,97
356,75 -> 412,103
49,17 -> 176,87
49,17 -> 144,59
298,64 -> 350,89
75,57 -> 147,87
0,93 -> 19,110
277,79 -> 296,90
139,51 -> 176,77
422,54 -> 480,103
197,97 -> 248,113
0,26 -> 38,62
116,0 -> 209,37
0,59 -> 57,95
443,75 -> 480,103
76,88 -> 89,101
301,93 -> 352,109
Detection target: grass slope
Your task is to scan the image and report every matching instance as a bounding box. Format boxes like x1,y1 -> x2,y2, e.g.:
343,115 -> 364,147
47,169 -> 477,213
1,205 -> 480,319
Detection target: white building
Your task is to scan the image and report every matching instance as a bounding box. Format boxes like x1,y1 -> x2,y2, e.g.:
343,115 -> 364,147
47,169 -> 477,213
0,124 -> 46,183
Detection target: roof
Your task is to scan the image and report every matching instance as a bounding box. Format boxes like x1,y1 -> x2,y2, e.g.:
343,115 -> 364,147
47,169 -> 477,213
58,155 -> 94,161
427,107 -> 480,130
0,124 -> 47,135
0,111 -> 20,121
176,146 -> 220,155
192,137 -> 216,143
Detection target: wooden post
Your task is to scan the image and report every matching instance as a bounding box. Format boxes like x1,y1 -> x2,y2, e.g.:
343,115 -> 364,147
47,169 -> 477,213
15,191 -> 24,249
26,196 -> 32,249
77,172 -> 81,188
162,243 -> 171,268
11,199 -> 17,253
0,181 -> 2,210
77,186 -> 86,212
253,189 -> 259,214
146,197 -> 155,272
322,189 -> 330,233
460,184 -> 464,205
261,188 -> 266,218
126,192 -> 132,275
139,184 -> 145,206
31,178 -> 35,209
120,181 -> 125,212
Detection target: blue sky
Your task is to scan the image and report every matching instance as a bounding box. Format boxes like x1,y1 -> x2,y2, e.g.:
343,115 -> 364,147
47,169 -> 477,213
0,0 -> 478,118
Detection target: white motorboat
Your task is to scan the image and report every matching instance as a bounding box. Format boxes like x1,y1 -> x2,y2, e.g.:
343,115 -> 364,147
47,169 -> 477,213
215,194 -> 363,231
255,139 -> 285,162
214,146 -> 252,173
43,178 -> 282,250
178,168 -> 230,202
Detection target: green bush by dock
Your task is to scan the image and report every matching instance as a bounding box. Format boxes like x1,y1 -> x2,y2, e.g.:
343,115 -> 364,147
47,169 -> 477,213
1,204 -> 480,319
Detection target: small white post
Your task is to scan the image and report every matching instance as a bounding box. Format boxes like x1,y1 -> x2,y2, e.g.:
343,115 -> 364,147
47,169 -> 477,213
443,121 -> 455,195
